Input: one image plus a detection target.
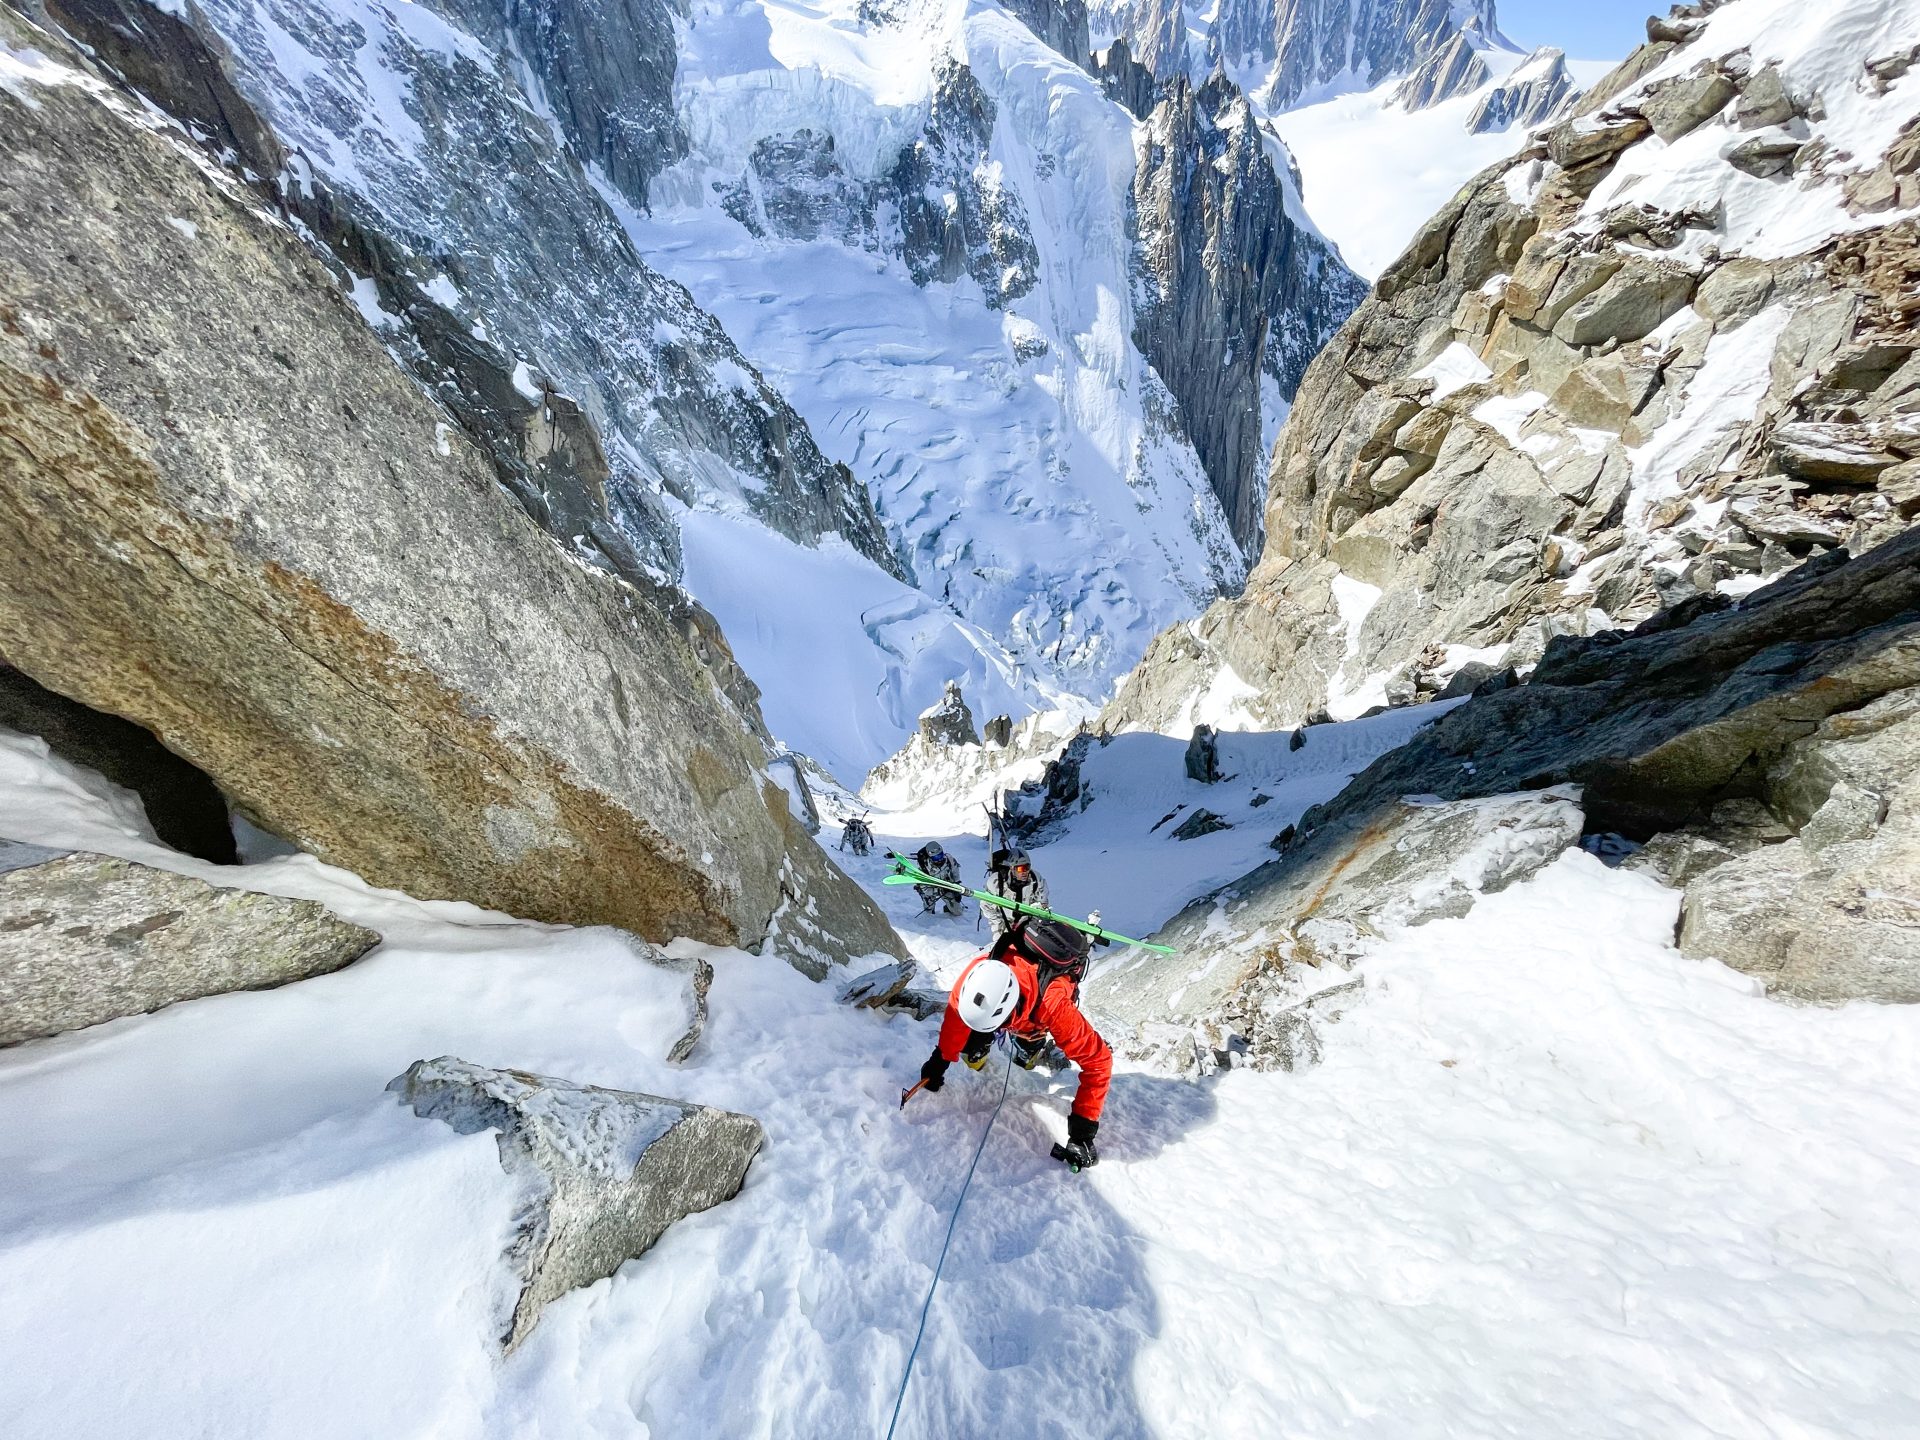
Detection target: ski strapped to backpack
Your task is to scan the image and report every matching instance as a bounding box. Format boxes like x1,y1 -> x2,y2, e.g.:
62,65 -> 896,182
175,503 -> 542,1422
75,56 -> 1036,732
883,855 -> 1175,954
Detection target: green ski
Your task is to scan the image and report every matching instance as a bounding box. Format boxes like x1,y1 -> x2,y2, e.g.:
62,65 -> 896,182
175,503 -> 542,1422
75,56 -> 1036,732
883,854 -> 1176,954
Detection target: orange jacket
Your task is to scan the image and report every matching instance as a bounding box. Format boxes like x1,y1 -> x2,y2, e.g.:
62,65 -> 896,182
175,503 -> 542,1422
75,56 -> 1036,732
938,953 -> 1113,1122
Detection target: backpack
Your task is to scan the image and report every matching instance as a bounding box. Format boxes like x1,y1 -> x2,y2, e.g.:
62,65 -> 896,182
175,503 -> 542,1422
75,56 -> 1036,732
1015,918 -> 1090,998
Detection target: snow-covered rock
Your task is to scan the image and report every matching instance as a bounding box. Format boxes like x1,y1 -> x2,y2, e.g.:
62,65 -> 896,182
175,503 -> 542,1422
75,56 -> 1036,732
0,852 -> 379,1047
1466,45 -> 1577,133
1102,0 -> 1512,111
389,1057 -> 764,1348
917,679 -> 982,747
1091,787 -> 1585,1050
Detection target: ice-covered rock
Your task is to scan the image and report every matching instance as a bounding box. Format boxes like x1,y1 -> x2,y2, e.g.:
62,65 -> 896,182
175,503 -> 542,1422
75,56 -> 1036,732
0,853 -> 379,1047
389,1057 -> 764,1348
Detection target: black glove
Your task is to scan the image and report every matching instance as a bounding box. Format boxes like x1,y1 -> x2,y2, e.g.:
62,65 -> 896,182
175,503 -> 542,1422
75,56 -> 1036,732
920,1052 -> 949,1092
1060,1113 -> 1099,1169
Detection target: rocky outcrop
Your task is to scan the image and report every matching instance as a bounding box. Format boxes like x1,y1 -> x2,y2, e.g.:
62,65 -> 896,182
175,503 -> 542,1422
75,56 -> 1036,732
1672,686 -> 1920,1003
41,0 -> 900,584
1097,526 -> 1920,1061
1131,73 -> 1367,548
1104,0 -> 1920,736
389,1057 -> 763,1349
917,680 -> 982,747
889,60 -> 1042,306
0,38 -> 904,965
0,666 -> 237,864
0,853 -> 379,1046
1091,788 -> 1583,1051
1392,29 -> 1490,111
1466,46 -> 1577,133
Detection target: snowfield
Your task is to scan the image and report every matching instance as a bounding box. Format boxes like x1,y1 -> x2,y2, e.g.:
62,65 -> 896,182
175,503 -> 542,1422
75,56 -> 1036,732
5,723 -> 1920,1438
631,0 -> 1250,777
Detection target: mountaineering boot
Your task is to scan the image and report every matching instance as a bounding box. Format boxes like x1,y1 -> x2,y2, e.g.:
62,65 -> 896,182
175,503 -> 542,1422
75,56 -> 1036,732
1011,1036 -> 1055,1071
962,1030 -> 994,1071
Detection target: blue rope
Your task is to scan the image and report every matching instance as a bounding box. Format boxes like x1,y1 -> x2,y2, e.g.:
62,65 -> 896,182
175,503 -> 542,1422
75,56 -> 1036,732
885,1051 -> 1014,1440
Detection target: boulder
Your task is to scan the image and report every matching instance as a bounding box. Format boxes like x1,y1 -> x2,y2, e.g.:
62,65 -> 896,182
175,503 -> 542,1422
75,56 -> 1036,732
0,56 -> 902,966
1641,65 -> 1738,142
1551,257 -> 1695,346
838,957 -> 917,1010
1726,131 -> 1800,178
1694,258 -> 1775,326
390,1058 -> 764,1348
1549,351 -> 1664,431
1546,115 -> 1651,172
1774,419 -> 1918,484
0,852 -> 379,1046
1735,64 -> 1800,128
1171,809 -> 1232,840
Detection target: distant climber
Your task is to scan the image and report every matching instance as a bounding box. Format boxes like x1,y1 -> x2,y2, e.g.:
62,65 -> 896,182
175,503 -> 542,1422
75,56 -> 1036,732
912,841 -> 964,916
983,846 -> 1048,936
839,814 -> 873,856
916,918 -> 1110,1169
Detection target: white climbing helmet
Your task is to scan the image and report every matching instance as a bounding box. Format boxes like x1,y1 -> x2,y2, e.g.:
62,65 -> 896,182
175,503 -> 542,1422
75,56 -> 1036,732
956,959 -> 1020,1032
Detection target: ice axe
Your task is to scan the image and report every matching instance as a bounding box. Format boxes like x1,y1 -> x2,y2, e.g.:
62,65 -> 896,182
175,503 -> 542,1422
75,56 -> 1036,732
899,1078 -> 929,1109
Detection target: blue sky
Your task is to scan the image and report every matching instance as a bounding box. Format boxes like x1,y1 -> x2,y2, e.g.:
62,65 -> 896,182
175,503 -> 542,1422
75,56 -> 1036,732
1496,0 -> 1651,64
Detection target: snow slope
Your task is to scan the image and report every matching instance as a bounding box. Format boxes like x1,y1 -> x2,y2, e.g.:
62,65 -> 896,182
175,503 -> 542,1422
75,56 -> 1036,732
1270,56 -> 1616,279
631,0 -> 1249,774
6,713 -> 1920,1439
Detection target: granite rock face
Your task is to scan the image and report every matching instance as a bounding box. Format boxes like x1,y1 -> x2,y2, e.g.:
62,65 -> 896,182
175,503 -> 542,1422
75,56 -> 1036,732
1094,528 -> 1920,1058
0,853 -> 379,1047
0,41 -> 903,965
1106,0 -> 1507,109
1466,46 -> 1577,133
1392,29 -> 1489,111
43,0 -> 899,585
1131,72 -> 1367,549
389,1057 -> 764,1348
1674,686 -> 1920,1003
1103,5 -> 1920,737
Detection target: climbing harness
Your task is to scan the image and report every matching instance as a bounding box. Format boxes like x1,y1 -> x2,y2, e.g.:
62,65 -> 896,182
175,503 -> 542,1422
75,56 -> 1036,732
884,1050 -> 1014,1440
